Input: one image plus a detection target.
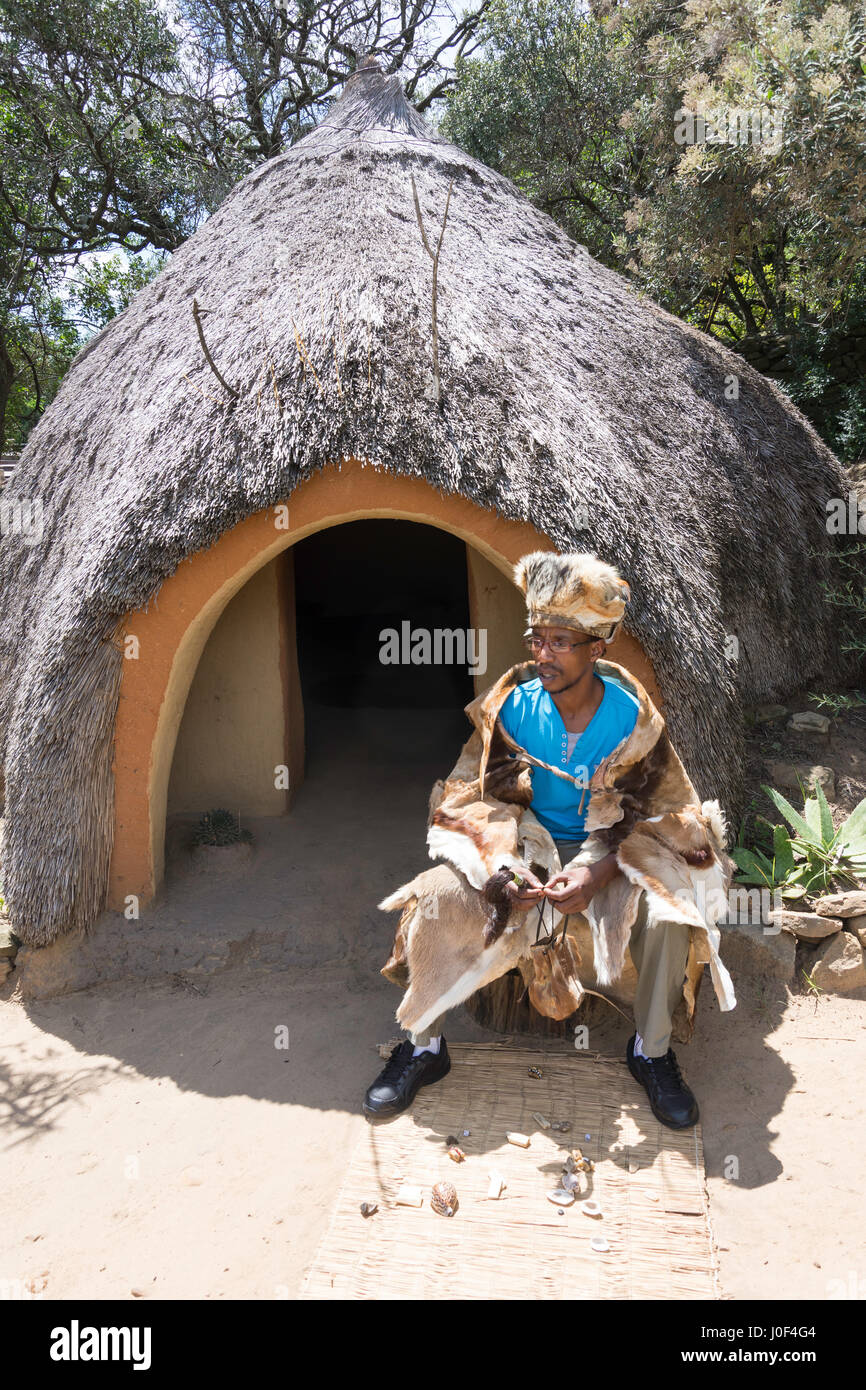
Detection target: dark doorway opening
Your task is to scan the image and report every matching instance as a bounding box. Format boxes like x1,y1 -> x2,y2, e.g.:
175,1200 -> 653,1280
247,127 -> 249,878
292,520 -> 476,773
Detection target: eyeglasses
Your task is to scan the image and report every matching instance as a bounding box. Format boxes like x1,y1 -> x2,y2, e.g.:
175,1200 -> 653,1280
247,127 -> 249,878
523,632 -> 597,655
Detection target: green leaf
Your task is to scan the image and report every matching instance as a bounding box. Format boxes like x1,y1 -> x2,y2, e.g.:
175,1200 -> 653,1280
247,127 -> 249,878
772,823 -> 796,876
836,798 -> 866,857
814,781 -> 835,848
762,785 -> 822,846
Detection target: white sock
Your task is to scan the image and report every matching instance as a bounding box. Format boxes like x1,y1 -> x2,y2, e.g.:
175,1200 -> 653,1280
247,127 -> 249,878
634,1032 -> 649,1059
412,1035 -> 441,1056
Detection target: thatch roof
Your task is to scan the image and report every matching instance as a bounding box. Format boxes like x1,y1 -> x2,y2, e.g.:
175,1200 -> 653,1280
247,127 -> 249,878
0,58 -> 857,946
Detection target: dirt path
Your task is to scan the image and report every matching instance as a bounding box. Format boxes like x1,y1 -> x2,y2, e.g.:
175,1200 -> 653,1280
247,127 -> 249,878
2,960 -> 863,1301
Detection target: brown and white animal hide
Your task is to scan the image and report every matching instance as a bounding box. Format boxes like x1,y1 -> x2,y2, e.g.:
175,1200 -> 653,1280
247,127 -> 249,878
379,658 -> 738,1037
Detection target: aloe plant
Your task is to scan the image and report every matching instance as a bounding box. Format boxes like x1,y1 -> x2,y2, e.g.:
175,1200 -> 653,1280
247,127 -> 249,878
733,783 -> 866,901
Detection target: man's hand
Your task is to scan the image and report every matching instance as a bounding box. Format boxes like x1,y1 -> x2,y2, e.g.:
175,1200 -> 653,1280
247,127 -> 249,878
543,853 -> 622,915
504,865 -> 546,912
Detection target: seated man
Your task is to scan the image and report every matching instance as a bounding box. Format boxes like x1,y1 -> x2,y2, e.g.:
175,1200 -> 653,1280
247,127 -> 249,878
363,551 -> 736,1129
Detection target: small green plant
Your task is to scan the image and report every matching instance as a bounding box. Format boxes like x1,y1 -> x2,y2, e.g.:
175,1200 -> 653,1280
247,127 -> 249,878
733,782 -> 866,901
801,967 -> 826,1004
807,690 -> 866,716
191,809 -> 252,848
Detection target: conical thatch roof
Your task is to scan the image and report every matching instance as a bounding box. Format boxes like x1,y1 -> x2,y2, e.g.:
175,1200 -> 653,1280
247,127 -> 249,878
0,59 -> 856,945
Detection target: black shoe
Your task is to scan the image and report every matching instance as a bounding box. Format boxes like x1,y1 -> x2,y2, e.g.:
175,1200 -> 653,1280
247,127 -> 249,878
626,1033 -> 699,1130
362,1039 -> 451,1120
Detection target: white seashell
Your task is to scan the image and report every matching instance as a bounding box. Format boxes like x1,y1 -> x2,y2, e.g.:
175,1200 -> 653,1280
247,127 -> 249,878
590,1236 -> 610,1253
487,1171 -> 506,1200
561,1172 -> 581,1192
395,1185 -> 424,1207
506,1132 -> 530,1148
581,1200 -> 603,1218
643,1191 -> 660,1203
563,1154 -> 576,1173
531,1112 -> 551,1129
547,1188 -> 575,1206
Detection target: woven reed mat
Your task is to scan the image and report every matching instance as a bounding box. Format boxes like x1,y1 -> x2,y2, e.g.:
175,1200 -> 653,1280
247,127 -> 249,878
301,1043 -> 720,1299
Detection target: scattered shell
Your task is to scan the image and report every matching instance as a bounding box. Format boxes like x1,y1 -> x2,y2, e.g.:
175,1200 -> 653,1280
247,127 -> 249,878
571,1148 -> 594,1173
590,1236 -> 610,1253
580,1200 -> 603,1218
551,1120 -> 572,1133
431,1181 -> 458,1217
446,1146 -> 465,1163
557,1209 -> 565,1216
528,1067 -> 543,1079
532,1112 -> 551,1130
506,1131 -> 531,1148
561,1172 -> 581,1192
547,1188 -> 575,1207
643,1192 -> 660,1203
563,1154 -> 576,1174
359,1201 -> 378,1218
487,1171 -> 506,1200
628,1161 -> 639,1174
395,1185 -> 424,1207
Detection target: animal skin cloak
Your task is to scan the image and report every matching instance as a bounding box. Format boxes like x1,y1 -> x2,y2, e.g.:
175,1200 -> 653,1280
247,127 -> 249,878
379,659 -> 737,1041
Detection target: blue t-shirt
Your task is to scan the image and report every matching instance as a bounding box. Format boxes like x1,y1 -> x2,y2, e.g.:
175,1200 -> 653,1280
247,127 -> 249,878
498,674 -> 639,839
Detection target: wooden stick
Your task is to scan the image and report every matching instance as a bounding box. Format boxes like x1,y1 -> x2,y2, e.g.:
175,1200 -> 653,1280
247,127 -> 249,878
191,299 -> 239,398
410,172 -> 455,404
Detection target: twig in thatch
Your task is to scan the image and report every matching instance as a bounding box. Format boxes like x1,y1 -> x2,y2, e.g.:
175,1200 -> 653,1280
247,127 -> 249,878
410,172 -> 455,405
181,373 -> 227,407
258,309 -> 283,415
366,319 -> 371,392
290,316 -> 324,396
191,299 -> 239,398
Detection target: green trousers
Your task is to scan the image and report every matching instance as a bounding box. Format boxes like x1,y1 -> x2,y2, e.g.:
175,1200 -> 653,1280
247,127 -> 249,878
407,839 -> 691,1058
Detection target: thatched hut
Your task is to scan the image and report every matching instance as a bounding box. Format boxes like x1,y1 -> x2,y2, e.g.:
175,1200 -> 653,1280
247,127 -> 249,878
0,57 -> 855,950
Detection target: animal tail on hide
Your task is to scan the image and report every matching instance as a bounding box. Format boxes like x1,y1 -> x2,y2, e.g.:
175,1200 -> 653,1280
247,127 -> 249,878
378,878 -> 421,912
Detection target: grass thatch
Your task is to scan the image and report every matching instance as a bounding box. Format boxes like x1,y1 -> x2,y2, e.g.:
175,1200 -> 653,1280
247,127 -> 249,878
0,59 -> 859,945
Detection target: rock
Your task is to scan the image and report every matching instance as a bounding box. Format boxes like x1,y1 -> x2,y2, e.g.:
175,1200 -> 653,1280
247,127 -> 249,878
846,914 -> 866,948
814,891 -> 866,919
770,911 -> 842,941
718,919 -> 797,981
0,922 -> 19,957
767,762 -> 835,798
808,932 -> 866,992
787,711 -> 831,736
753,703 -> 788,724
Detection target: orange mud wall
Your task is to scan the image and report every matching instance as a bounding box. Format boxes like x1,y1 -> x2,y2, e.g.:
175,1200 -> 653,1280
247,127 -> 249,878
109,458 -> 660,912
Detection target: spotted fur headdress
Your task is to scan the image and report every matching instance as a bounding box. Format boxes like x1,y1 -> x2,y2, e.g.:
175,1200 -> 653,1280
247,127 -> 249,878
513,551 -> 631,641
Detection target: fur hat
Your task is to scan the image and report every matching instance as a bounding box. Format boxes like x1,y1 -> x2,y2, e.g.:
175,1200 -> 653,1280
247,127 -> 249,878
513,551 -> 631,641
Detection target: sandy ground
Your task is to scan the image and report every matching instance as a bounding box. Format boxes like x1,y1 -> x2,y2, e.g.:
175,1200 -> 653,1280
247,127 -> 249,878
2,700 -> 864,1302
2,956 -> 863,1302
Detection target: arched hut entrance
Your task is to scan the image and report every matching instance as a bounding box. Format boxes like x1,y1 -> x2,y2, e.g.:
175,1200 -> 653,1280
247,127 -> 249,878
108,458 -> 660,925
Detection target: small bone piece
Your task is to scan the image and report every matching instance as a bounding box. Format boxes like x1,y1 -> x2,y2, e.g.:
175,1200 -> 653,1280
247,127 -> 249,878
395,1185 -> 424,1207
581,1200 -> 603,1218
531,1112 -> 551,1130
506,1132 -> 531,1148
590,1236 -> 610,1253
487,1171 -> 506,1199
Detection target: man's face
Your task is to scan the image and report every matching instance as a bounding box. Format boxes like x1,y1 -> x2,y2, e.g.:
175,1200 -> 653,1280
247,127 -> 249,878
528,624 -> 602,691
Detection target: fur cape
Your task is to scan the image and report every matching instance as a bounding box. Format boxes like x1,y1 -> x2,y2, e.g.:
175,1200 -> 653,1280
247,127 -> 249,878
379,659 -> 737,1040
